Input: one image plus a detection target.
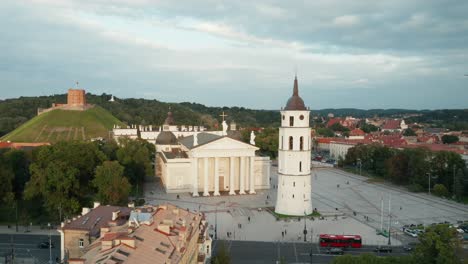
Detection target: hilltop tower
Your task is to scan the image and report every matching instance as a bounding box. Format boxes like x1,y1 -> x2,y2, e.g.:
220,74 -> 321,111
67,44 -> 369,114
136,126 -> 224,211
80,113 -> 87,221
275,76 -> 312,216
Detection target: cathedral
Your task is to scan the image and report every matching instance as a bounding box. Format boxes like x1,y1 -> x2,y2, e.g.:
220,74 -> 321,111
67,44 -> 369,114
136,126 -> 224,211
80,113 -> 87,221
275,76 -> 313,216
154,113 -> 271,195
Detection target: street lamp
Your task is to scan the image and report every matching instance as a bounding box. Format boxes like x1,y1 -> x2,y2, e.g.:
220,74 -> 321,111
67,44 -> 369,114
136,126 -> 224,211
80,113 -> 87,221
427,173 -> 438,195
48,223 -> 53,264
310,227 -> 313,264
357,159 -> 362,176
303,211 -> 307,242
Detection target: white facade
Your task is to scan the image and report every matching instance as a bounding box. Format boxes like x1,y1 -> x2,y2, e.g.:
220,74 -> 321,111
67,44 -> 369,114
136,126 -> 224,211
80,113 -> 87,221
275,77 -> 313,216
157,137 -> 271,195
329,141 -> 356,160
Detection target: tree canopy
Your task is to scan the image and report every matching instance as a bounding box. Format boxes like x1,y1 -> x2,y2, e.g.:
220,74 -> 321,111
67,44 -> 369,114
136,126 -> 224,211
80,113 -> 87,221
93,161 -> 131,205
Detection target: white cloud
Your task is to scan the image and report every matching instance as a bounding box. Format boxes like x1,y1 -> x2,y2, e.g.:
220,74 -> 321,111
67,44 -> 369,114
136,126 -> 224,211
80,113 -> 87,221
333,15 -> 360,27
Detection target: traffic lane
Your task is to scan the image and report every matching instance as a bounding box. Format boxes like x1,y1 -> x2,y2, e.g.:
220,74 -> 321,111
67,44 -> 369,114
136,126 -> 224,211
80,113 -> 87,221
215,240 -> 411,264
0,234 -> 60,262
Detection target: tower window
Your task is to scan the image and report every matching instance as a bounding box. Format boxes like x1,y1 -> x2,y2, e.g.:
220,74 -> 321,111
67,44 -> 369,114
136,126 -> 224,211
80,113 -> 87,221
300,136 -> 304,150
282,115 -> 285,120
292,194 -> 295,198
289,136 -> 293,150
300,115 -> 304,120
293,182 -> 295,187
289,116 -> 294,126
299,162 -> 302,172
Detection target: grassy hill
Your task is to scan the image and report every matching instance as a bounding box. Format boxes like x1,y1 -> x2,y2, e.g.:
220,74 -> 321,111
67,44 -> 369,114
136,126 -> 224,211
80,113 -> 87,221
1,106 -> 124,143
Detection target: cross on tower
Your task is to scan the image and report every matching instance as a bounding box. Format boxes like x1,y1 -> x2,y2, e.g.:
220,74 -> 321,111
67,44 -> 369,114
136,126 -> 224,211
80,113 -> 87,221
219,111 -> 228,122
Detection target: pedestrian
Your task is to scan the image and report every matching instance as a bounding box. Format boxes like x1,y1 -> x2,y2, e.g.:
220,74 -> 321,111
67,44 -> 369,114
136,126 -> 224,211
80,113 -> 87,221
282,231 -> 284,237
267,195 -> 269,200
285,229 -> 287,235
400,206 -> 402,210
248,216 -> 250,222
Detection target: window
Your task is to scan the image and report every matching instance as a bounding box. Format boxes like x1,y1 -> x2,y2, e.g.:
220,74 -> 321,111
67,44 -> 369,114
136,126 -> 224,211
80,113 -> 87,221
282,115 -> 285,120
292,194 -> 295,198
289,136 -> 293,150
293,182 -> 295,187
299,162 -> 302,172
300,136 -> 304,150
289,116 -> 294,126
79,239 -> 84,248
299,115 -> 304,120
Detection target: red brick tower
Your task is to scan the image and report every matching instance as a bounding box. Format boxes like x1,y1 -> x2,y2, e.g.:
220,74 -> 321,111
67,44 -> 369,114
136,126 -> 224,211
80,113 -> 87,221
67,89 -> 86,106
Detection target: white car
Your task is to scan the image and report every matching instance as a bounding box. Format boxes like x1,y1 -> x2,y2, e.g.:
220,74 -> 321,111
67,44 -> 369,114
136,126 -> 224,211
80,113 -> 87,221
404,229 -> 418,238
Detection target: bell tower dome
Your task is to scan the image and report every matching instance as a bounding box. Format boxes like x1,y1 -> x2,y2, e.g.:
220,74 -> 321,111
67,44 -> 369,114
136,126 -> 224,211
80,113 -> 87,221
275,76 -> 313,216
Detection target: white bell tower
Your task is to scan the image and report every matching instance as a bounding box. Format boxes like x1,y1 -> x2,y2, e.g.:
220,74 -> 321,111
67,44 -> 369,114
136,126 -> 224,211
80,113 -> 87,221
275,76 -> 313,216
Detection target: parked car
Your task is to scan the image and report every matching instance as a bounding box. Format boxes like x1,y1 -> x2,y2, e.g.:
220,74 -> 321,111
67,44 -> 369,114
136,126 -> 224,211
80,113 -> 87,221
38,241 -> 54,249
326,247 -> 344,255
374,246 -> 392,253
404,229 -> 418,238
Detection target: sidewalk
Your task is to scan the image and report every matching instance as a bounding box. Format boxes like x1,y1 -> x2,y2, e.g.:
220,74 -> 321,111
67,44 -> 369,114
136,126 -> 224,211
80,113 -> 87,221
0,225 -> 60,236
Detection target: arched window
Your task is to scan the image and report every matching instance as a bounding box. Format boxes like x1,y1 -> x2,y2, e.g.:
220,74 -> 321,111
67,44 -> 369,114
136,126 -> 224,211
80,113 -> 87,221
289,116 -> 294,126
289,136 -> 293,150
300,136 -> 304,150
293,182 -> 295,187
299,162 -> 302,172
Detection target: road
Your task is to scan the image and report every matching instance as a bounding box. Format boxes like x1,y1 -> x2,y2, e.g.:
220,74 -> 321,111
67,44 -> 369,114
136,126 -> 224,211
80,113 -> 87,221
213,240 -> 410,264
0,234 -> 60,263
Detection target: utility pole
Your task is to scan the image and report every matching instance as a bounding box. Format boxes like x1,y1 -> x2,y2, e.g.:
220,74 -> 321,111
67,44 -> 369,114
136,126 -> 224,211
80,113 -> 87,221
48,223 -> 52,264
387,194 -> 392,246
303,211 -> 307,242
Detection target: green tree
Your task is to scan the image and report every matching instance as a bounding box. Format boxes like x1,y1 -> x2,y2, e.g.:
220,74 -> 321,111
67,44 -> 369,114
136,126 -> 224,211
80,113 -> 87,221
93,161 -> 131,205
360,123 -> 379,133
116,138 -> 155,185
25,160 -> 81,216
433,184 -> 449,197
413,224 -> 460,264
0,155 -> 15,206
316,127 -> 335,137
403,128 -> 417,136
211,242 -> 231,264
441,135 -> 459,144
329,123 -> 350,132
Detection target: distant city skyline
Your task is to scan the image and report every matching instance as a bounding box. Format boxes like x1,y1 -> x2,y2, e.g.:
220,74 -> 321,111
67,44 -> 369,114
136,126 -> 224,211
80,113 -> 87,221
1,0 -> 467,110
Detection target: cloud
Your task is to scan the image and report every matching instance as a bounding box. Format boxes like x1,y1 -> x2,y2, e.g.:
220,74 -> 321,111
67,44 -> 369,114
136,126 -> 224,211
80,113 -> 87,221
333,15 -> 360,27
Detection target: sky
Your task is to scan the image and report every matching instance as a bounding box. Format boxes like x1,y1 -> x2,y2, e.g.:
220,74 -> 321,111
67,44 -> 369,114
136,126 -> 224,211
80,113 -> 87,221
1,0 -> 467,110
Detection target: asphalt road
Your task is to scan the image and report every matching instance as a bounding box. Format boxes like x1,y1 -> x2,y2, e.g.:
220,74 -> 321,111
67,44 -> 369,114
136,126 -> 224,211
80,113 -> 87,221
213,240 -> 410,264
0,234 -> 60,263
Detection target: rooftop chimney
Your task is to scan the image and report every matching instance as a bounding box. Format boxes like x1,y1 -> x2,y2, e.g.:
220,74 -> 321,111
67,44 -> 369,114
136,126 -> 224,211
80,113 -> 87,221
82,207 -> 91,216
112,210 -> 120,221
93,202 -> 101,209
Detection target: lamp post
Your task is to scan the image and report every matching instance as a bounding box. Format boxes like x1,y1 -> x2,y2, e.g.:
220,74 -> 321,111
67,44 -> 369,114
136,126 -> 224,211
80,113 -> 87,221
357,159 -> 362,176
48,223 -> 52,264
309,227 -> 313,264
427,172 -> 431,195
303,211 -> 307,242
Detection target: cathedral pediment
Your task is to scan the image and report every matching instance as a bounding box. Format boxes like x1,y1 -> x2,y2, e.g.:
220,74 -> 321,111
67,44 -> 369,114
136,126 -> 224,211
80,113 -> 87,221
192,136 -> 258,151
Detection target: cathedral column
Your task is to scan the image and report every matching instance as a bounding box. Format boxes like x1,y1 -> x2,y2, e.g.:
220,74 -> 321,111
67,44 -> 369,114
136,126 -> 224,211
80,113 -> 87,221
239,157 -> 246,194
203,157 -> 210,196
214,157 -> 220,196
249,156 -> 256,194
192,158 -> 199,197
229,157 -> 236,195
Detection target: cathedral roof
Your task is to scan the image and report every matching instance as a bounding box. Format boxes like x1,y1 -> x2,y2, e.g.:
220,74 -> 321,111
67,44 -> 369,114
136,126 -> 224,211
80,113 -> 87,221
156,131 -> 178,145
179,133 -> 221,149
284,76 -> 307,111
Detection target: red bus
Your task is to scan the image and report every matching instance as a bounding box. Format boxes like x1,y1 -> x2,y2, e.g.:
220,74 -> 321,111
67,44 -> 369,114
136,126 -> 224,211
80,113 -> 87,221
319,234 -> 362,248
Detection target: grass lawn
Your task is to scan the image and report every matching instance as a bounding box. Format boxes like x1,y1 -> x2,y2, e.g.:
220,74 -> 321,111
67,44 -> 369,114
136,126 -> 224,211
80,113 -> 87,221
2,106 -> 123,143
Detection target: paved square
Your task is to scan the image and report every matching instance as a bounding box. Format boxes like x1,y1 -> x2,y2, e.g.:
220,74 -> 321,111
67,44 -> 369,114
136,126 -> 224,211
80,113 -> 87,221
144,165 -> 468,246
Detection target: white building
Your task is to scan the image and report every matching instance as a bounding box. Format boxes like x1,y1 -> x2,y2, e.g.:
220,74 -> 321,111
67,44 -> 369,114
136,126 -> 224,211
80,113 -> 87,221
275,76 -> 313,216
155,113 -> 271,195
330,141 -> 358,160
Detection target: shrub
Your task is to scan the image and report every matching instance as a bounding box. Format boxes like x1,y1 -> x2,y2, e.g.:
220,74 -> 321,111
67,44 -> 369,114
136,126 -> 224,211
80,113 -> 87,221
408,184 -> 424,192
433,184 -> 449,197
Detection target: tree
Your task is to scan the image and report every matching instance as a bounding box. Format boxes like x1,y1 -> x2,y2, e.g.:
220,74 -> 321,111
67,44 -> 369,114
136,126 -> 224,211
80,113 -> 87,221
433,184 -> 449,197
413,224 -> 460,264
93,161 -> 131,205
441,135 -> 459,144
329,123 -> 350,132
360,123 -> 379,133
0,155 -> 15,206
316,127 -> 334,137
211,242 -> 231,264
116,138 -> 155,185
25,160 -> 81,216
403,128 -> 416,136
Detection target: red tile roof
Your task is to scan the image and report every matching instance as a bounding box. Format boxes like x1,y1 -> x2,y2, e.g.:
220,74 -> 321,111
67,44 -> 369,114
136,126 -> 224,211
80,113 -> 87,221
382,119 -> 402,130
350,128 -> 365,136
